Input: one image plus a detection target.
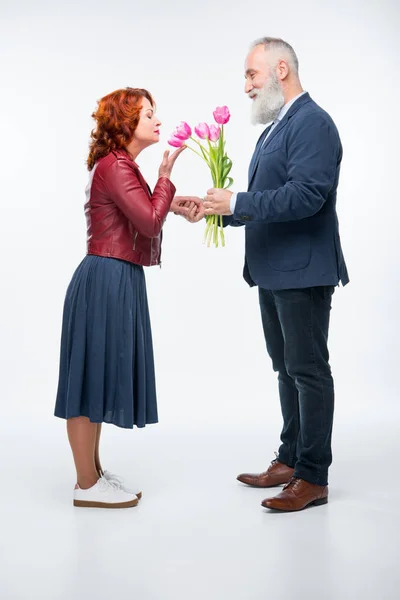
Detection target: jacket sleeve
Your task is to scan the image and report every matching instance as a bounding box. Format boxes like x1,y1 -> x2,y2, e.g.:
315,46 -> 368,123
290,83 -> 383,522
222,215 -> 244,228
233,114 -> 341,223
102,158 -> 176,238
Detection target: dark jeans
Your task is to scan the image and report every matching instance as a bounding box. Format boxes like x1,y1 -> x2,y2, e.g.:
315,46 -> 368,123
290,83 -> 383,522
259,286 -> 335,486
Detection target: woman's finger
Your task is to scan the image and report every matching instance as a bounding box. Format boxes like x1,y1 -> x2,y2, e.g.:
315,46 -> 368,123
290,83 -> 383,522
188,203 -> 197,221
169,145 -> 186,165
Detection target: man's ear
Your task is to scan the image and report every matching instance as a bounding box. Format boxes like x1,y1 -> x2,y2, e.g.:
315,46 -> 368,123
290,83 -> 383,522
277,59 -> 289,81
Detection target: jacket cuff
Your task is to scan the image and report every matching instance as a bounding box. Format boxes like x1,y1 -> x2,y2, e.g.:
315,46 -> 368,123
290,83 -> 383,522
158,177 -> 176,200
233,192 -> 253,222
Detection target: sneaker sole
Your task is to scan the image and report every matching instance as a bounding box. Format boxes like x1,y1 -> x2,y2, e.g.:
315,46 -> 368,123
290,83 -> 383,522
73,498 -> 138,509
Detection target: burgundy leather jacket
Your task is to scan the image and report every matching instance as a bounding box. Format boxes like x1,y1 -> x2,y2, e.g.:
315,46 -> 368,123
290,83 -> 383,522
85,149 -> 176,267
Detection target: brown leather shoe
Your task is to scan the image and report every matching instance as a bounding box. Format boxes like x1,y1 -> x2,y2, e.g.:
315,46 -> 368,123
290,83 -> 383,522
262,477 -> 328,511
237,455 -> 294,488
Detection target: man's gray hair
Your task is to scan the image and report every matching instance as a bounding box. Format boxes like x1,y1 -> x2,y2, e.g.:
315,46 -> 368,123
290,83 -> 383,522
251,37 -> 299,74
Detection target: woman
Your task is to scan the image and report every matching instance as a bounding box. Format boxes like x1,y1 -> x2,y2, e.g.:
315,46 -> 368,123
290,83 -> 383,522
54,87 -> 199,509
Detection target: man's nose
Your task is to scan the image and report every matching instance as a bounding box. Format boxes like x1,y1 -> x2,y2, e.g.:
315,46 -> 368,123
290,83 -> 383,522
245,80 -> 253,94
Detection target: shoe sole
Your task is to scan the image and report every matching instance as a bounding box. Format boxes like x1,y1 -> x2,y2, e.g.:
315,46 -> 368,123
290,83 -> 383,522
262,496 -> 328,512
73,498 -> 139,509
136,492 -> 142,500
238,480 -> 290,488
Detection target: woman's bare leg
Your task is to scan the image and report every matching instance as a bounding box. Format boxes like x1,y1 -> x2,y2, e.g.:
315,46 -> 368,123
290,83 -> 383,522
67,417 -> 99,489
95,424 -> 103,477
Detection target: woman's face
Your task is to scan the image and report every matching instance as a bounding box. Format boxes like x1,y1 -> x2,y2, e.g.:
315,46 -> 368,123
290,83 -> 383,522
133,97 -> 161,147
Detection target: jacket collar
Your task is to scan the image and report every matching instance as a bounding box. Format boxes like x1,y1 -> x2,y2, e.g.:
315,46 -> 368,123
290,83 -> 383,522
283,91 -> 311,120
112,148 -> 140,169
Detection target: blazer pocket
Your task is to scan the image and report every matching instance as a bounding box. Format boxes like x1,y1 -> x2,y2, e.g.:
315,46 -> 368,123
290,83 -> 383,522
266,222 -> 311,272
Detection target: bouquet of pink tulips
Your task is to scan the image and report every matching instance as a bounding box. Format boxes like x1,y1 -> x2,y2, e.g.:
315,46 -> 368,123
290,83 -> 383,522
168,106 -> 233,247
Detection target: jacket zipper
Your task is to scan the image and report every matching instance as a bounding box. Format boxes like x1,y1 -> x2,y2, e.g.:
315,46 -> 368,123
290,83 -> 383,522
133,231 -> 138,250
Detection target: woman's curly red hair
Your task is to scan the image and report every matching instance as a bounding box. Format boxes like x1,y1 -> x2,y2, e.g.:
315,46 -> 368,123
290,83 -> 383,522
87,87 -> 154,171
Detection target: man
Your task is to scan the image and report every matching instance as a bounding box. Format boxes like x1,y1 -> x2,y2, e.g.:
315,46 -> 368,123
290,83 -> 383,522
204,37 -> 349,512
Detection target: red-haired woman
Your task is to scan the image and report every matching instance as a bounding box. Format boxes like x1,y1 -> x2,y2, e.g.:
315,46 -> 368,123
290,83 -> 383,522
54,88 -> 199,509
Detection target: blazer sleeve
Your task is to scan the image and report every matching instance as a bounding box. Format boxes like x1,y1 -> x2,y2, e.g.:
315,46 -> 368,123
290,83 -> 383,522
102,157 -> 176,238
233,114 -> 341,223
222,215 -> 245,228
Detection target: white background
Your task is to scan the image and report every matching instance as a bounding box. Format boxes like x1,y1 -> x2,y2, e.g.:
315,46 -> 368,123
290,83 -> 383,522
1,1 -> 399,599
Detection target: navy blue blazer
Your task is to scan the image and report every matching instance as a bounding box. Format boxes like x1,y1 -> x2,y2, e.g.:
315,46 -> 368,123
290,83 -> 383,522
225,93 -> 349,290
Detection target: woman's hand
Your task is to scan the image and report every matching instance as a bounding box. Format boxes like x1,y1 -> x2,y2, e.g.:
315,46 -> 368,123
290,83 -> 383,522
158,146 -> 186,179
171,196 -> 205,223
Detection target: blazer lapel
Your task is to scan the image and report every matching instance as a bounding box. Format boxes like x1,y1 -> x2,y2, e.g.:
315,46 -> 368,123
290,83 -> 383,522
261,117 -> 287,151
247,93 -> 312,189
248,118 -> 288,189
248,124 -> 273,184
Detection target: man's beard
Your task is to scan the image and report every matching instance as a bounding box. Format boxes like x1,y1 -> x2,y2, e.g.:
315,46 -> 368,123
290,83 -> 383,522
250,72 -> 285,125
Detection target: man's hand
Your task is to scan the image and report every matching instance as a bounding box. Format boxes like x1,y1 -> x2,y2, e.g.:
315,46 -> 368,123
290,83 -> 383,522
171,196 -> 205,223
204,188 -> 233,216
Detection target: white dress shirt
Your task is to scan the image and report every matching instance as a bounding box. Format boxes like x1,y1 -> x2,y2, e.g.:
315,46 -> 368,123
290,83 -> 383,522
229,91 -> 307,213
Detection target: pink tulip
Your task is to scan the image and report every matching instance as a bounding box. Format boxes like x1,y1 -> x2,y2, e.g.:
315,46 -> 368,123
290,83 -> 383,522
173,121 -> 192,140
208,124 -> 221,142
194,122 -> 210,139
213,106 -> 231,125
168,136 -> 185,148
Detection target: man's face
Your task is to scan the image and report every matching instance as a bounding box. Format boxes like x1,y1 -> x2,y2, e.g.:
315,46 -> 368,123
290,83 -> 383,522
244,45 -> 285,125
244,45 -> 270,95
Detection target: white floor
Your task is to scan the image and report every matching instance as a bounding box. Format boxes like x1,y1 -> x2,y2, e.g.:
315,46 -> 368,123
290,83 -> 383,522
1,410 -> 399,600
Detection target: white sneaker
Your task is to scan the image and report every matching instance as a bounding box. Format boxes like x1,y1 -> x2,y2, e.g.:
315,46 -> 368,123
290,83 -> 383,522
103,470 -> 142,500
73,476 -> 138,508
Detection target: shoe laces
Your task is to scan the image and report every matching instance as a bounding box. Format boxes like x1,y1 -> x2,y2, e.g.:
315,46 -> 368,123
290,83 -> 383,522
283,476 -> 300,491
98,476 -> 121,492
271,451 -> 279,466
106,471 -> 124,486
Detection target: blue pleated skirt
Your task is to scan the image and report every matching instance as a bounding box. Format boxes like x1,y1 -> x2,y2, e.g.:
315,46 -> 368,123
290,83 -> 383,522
54,255 -> 158,429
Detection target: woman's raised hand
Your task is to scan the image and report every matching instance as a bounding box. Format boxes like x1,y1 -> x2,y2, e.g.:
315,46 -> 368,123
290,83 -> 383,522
158,147 -> 186,179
